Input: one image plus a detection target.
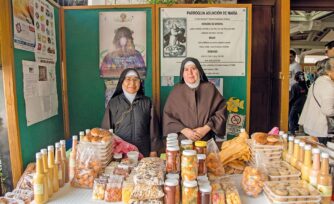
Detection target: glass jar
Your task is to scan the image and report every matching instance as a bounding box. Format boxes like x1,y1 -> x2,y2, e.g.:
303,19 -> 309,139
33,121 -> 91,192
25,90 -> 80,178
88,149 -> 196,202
167,133 -> 178,140
197,154 -> 207,176
195,141 -> 207,155
182,180 -> 198,204
181,150 -> 198,181
166,140 -> 179,148
166,146 -> 180,173
92,179 -> 106,200
199,184 -> 212,204
181,139 -> 193,152
113,153 -> 122,162
164,179 -> 180,204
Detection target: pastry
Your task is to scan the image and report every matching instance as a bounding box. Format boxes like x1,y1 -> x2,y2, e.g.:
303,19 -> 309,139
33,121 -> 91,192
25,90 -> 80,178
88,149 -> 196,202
252,132 -> 268,145
267,135 -> 279,143
90,128 -> 101,137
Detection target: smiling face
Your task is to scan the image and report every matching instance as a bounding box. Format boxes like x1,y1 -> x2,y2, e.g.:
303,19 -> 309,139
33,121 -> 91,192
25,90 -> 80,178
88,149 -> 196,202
183,62 -> 199,84
122,76 -> 140,94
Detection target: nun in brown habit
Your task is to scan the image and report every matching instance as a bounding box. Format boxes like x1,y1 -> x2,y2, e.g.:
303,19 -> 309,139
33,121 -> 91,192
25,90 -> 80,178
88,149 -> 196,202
163,57 -> 227,141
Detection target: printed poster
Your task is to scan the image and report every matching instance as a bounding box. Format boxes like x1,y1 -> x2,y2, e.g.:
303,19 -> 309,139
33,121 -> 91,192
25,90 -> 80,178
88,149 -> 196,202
99,11 -> 147,78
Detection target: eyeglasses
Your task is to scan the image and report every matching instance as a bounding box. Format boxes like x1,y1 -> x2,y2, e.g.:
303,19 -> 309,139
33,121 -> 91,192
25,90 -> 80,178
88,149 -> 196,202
124,77 -> 140,83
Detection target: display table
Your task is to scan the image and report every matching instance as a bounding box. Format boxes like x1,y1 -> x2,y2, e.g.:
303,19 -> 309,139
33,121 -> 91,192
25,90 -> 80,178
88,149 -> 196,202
39,174 -> 268,204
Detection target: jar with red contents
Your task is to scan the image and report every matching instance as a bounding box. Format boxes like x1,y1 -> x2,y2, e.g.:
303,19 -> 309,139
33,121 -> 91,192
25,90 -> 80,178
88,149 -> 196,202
164,178 -> 180,204
166,146 -> 180,173
197,154 -> 207,176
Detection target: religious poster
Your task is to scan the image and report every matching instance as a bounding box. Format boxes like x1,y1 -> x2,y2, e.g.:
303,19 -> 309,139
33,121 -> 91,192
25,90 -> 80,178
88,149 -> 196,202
12,0 -> 35,51
160,7 -> 247,77
22,60 -> 58,126
34,0 -> 57,64
99,11 -> 147,78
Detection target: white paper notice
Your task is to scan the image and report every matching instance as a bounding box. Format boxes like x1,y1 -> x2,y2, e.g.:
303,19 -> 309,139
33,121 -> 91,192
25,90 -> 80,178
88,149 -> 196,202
160,7 -> 247,76
22,60 -> 58,126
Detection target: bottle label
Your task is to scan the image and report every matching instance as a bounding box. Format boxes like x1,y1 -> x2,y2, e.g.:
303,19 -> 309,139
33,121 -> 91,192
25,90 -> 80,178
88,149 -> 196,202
34,183 -> 44,195
318,185 -> 332,196
58,169 -> 63,180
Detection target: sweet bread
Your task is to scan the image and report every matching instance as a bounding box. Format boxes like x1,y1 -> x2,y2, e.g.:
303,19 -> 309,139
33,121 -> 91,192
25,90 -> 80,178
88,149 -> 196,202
252,132 -> 268,144
90,128 -> 101,137
267,135 -> 279,143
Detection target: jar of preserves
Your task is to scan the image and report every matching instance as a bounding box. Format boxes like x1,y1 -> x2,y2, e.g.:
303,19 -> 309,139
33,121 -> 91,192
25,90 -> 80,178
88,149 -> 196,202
166,146 -> 180,173
182,180 -> 198,204
181,150 -> 198,181
167,133 -> 178,140
181,139 -> 193,152
164,179 -> 180,204
197,154 -> 207,176
195,141 -> 207,155
199,184 -> 212,204
166,140 -> 179,148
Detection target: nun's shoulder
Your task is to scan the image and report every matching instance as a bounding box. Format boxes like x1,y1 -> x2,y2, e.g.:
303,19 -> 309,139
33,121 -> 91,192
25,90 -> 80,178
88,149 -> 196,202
200,82 -> 216,89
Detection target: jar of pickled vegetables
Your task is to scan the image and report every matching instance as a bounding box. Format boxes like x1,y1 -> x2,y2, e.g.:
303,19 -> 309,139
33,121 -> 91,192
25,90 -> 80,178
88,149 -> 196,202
182,180 -> 198,204
92,179 -> 106,200
195,141 -> 207,155
197,154 -> 207,176
166,146 -> 180,173
181,139 -> 193,152
181,150 -> 198,181
164,178 -> 180,204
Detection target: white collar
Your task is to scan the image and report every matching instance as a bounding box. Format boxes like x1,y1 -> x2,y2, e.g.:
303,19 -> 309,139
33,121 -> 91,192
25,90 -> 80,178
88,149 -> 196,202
185,79 -> 200,89
122,88 -> 137,103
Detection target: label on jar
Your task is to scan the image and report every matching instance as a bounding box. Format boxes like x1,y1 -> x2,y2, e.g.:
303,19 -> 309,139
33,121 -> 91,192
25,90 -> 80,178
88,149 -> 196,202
318,184 -> 332,196
34,183 -> 44,194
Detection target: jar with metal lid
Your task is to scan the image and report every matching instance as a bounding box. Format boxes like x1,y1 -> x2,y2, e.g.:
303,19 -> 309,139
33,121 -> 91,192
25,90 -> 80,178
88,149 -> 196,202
195,141 -> 207,155
181,150 -> 198,181
199,184 -> 212,204
164,178 -> 180,204
182,180 -> 198,204
181,139 -> 193,152
166,146 -> 180,173
197,154 -> 207,176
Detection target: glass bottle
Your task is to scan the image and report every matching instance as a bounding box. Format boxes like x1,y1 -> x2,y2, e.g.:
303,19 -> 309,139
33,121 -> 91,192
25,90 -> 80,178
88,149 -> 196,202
296,141 -> 305,170
48,145 -> 59,192
182,180 -> 198,204
166,145 -> 180,173
55,143 -> 64,187
199,184 -> 212,204
301,145 -> 312,182
310,148 -> 321,187
34,153 -> 46,204
285,136 -> 294,163
60,140 -> 68,183
282,133 -> 288,161
290,139 -> 300,168
69,135 -> 78,181
164,178 -> 180,204
195,141 -> 207,155
197,154 -> 207,176
41,149 -> 53,198
181,150 -> 198,181
317,153 -> 332,204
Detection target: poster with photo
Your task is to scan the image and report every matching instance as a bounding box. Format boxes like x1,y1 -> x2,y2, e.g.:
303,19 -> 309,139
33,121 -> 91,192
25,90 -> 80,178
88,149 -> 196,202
34,0 -> 57,64
160,7 -> 247,77
99,11 -> 147,78
208,77 -> 223,95
12,0 -> 35,51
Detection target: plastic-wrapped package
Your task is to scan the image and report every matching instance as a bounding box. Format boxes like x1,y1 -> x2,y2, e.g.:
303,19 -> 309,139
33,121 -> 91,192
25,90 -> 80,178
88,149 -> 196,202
104,175 -> 123,202
15,163 -> 35,191
131,184 -> 164,201
206,139 -> 225,177
122,180 -> 134,204
133,158 -> 165,185
5,190 -> 33,204
129,200 -> 163,204
92,178 -> 106,200
0,197 -> 24,204
242,166 -> 267,197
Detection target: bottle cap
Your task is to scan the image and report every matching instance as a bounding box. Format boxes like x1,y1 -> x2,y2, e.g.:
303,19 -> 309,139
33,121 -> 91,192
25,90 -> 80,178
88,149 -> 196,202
60,140 -> 66,145
55,142 -> 60,148
48,145 -> 54,151
167,133 -> 178,138
41,149 -> 47,154
279,131 -> 284,136
240,128 -> 246,133
195,141 -> 207,147
299,142 -> 305,147
282,133 -> 288,139
165,178 -> 178,186
321,153 -> 329,159
288,136 -> 294,141
199,184 -> 212,193
85,129 -> 90,134
197,154 -> 206,160
312,148 -> 320,154
304,145 -> 312,151
36,153 -> 42,159
183,180 -> 197,188
109,129 -> 114,133
181,139 -> 193,145
294,139 -> 300,144
72,135 -> 78,140
182,150 -> 197,156
166,173 -> 180,180
167,146 -> 180,151
79,131 -> 84,136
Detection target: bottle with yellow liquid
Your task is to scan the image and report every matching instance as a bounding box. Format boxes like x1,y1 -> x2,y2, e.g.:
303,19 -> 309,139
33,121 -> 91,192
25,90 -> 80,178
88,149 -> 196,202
48,145 -> 59,193
41,149 -> 53,198
55,143 -> 64,188
301,145 -> 312,182
309,148 -> 320,187
34,153 -> 46,204
285,136 -> 294,163
290,139 -> 300,168
296,142 -> 305,171
79,131 -> 85,141
282,134 -> 288,161
69,135 -> 78,181
317,153 -> 332,204
60,140 -> 69,183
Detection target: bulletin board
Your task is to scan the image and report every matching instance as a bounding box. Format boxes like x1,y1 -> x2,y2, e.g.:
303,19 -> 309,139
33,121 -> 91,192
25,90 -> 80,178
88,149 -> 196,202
62,5 -> 155,136
13,4 -> 64,167
156,4 -> 252,138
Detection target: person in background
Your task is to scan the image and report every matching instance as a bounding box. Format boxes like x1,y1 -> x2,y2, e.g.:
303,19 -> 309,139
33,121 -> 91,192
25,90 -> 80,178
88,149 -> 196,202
163,57 -> 227,141
289,49 -> 302,92
101,68 -> 162,157
299,58 -> 334,145
289,71 -> 308,135
325,41 -> 334,58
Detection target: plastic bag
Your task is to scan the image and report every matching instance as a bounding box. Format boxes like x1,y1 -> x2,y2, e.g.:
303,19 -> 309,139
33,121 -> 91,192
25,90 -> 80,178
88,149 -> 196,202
5,189 -> 33,204
206,138 -> 225,177
133,158 -> 165,185
112,136 -> 144,159
131,184 -> 164,201
241,166 -> 267,197
15,163 -> 35,191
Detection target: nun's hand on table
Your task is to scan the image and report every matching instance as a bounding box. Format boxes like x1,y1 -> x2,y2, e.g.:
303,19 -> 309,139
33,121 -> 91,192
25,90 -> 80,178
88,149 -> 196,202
193,125 -> 211,139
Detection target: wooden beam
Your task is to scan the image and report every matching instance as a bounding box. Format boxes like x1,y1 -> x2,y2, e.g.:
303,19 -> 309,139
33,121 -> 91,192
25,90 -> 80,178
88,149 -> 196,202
0,0 -> 23,187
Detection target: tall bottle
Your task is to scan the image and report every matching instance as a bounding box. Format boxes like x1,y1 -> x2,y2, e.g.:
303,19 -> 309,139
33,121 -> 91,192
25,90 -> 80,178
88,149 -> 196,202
85,129 -> 90,135
290,139 -> 300,168
296,142 -> 305,170
79,131 -> 85,141
301,145 -> 312,182
41,149 -> 53,198
282,134 -> 288,161
69,135 -> 78,181
309,148 -> 321,187
34,153 -> 46,204
239,128 -> 249,140
48,145 -> 59,192
285,136 -> 294,163
55,143 -> 64,187
317,153 -> 332,204
60,140 -> 68,183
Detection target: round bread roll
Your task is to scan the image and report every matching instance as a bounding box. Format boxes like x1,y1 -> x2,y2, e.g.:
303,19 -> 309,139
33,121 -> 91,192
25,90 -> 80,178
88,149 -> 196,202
252,132 -> 268,145
101,136 -> 111,143
91,137 -> 100,143
267,135 -> 279,143
90,128 -> 101,137
82,136 -> 91,142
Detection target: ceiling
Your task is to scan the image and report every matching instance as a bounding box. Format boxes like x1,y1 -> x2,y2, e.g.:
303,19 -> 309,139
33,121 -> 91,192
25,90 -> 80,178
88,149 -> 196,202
290,10 -> 334,57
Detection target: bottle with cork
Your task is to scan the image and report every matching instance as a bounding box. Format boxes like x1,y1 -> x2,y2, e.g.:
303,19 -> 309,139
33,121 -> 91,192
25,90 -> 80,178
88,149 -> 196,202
69,135 -> 78,181
34,153 -> 46,204
55,142 -> 64,187
48,145 -> 59,193
317,152 -> 332,204
309,148 -> 321,187
60,140 -> 68,183
301,144 -> 312,182
41,149 -> 53,198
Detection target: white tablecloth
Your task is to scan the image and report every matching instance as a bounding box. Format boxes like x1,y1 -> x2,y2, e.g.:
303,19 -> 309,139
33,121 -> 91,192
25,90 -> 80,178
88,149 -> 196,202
40,175 -> 268,204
